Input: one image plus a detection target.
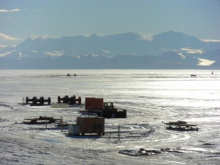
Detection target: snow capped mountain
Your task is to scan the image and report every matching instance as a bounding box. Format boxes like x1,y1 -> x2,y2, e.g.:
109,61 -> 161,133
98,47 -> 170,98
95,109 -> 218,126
0,31 -> 219,69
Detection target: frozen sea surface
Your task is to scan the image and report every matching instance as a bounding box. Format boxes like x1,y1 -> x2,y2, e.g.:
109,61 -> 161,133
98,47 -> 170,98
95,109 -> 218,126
0,69 -> 220,165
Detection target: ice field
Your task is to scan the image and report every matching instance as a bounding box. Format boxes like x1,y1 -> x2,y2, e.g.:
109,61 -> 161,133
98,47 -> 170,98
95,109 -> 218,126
0,69 -> 220,165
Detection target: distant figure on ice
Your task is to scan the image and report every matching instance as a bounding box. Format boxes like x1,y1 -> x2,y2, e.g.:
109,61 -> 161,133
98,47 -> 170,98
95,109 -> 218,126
211,71 -> 214,75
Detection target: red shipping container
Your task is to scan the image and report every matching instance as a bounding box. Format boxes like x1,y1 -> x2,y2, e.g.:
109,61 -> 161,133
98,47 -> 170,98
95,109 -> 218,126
85,97 -> 104,110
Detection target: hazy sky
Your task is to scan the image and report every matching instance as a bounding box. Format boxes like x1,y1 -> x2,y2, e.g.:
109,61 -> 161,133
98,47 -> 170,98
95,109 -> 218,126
0,0 -> 220,46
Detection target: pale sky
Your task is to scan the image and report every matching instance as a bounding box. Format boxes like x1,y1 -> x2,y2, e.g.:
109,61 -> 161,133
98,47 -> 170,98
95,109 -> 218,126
0,0 -> 220,46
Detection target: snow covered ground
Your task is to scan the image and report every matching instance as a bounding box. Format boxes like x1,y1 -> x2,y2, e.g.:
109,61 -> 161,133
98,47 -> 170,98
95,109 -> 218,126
0,70 -> 220,165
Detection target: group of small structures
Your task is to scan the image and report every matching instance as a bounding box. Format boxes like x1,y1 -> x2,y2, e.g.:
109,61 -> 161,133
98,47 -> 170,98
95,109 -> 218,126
190,71 -> 214,78
22,115 -> 105,136
119,121 -> 199,157
118,121 -> 199,157
22,96 -> 127,136
66,73 -> 76,77
23,95 -> 127,119
23,95 -> 81,106
21,96 -> 198,142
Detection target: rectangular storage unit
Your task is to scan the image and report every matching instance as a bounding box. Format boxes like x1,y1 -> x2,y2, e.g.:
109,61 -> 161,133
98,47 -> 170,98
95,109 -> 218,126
77,117 -> 105,135
85,98 -> 104,110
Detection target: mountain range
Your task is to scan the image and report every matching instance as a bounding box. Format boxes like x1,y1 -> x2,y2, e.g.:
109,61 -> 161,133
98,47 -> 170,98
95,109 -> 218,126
0,31 -> 220,69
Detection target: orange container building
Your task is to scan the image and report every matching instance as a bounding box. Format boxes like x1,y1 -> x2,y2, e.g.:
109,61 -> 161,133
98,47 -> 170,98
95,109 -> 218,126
85,97 -> 104,110
76,116 -> 105,135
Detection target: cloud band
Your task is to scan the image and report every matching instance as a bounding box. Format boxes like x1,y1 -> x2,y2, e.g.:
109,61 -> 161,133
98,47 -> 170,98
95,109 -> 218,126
0,9 -> 21,13
0,33 -> 21,40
